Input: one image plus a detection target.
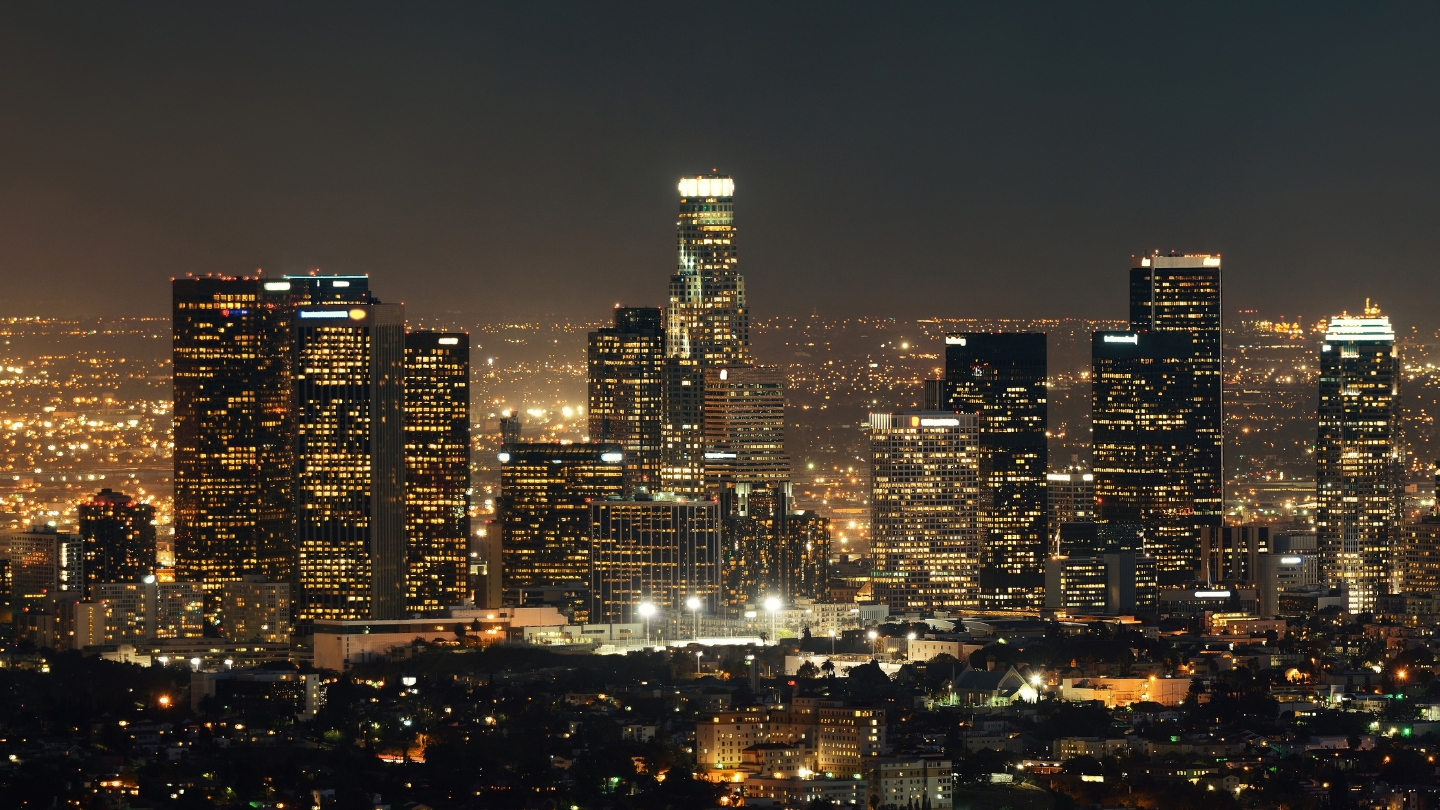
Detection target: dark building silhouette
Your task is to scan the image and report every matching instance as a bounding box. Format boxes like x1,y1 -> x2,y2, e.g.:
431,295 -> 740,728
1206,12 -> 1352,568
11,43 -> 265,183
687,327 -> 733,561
932,332 -> 1047,611
78,489 -> 156,596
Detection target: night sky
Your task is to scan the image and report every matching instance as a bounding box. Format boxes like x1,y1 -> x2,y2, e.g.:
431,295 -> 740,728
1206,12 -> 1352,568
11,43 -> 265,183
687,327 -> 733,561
3,4 -> 1440,326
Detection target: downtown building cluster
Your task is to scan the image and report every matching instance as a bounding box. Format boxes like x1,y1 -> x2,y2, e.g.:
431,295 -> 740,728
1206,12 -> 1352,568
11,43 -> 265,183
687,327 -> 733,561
493,175 -> 830,634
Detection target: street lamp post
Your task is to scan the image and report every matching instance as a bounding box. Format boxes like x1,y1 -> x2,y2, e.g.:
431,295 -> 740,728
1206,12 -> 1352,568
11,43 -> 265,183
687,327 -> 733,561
686,596 -> 702,639
763,596 -> 782,645
638,601 -> 656,647
867,629 -> 879,657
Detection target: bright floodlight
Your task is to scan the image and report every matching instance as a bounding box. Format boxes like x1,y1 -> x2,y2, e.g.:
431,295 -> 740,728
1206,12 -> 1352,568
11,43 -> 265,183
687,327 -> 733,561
638,602 -> 656,618
686,596 -> 702,611
764,596 -> 782,612
867,630 -> 878,640
907,632 -> 916,640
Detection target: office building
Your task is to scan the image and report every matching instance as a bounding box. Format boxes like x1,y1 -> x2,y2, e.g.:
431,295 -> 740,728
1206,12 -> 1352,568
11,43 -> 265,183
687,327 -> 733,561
78,489 -> 157,596
404,331 -> 471,614
220,577 -> 292,644
703,365 -> 790,499
721,486 -> 829,608
0,527 -> 83,614
588,307 -> 666,492
663,175 -> 750,495
497,442 -> 624,618
867,411 -> 982,611
93,580 -> 205,642
1046,472 -> 1094,540
668,175 -> 748,367
932,333 -> 1047,611
1199,525 -> 1272,584
291,293 -> 408,624
1091,329 -> 1204,582
660,359 -> 707,496
470,526 -> 503,609
1316,307 -> 1401,612
588,496 -> 723,624
1256,553 -> 1320,617
1401,516 -> 1440,597
1046,521 -> 1157,615
1129,252 -> 1223,530
172,276 -> 295,604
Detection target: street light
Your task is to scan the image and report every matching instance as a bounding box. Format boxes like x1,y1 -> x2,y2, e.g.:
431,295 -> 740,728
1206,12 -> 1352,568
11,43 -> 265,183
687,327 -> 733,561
867,629 -> 878,657
764,596 -> 782,644
828,629 -> 836,655
686,596 -> 702,639
638,601 -> 656,646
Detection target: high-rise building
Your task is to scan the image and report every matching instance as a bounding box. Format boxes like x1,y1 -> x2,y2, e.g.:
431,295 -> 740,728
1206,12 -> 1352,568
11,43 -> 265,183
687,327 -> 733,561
703,365 -> 790,501
78,489 -> 157,597
1316,308 -> 1401,611
497,442 -> 624,618
721,486 -> 829,608
588,307 -> 666,492
588,496 -> 723,624
664,175 -> 750,495
1045,521 -> 1157,615
1126,252 -> 1224,555
404,331 -> 471,614
1,526 -> 83,618
661,359 -> 707,496
668,175 -> 747,367
867,411 -> 982,612
172,277 -> 295,604
221,576 -> 292,644
1046,472 -> 1094,541
934,333 -> 1047,611
1199,525 -> 1272,584
1091,329 -> 1203,581
291,295 -> 407,624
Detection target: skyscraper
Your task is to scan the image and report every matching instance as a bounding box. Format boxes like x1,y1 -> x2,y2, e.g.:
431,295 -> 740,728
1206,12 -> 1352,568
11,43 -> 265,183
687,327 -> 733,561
721,486 -> 829,608
668,175 -> 747,367
1316,308 -> 1400,612
173,276 -> 294,602
589,496 -> 723,625
1128,252 -> 1224,544
1046,472 -> 1094,540
588,307 -> 666,492
78,489 -> 157,597
934,333 -> 1047,611
1090,329 -> 1200,581
664,175 -> 750,493
497,442 -> 624,617
404,331 -> 471,614
291,295 -> 407,624
702,365 -> 791,501
867,411 -> 982,612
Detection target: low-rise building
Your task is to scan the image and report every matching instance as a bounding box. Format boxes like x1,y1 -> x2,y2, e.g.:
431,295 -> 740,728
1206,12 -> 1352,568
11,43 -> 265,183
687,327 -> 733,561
1059,676 -> 1188,707
313,606 -> 567,670
867,758 -> 952,810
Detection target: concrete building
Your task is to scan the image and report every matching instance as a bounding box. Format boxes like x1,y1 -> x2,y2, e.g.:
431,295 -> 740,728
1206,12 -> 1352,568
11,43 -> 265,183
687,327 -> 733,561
220,577 -> 291,644
867,758 -> 953,810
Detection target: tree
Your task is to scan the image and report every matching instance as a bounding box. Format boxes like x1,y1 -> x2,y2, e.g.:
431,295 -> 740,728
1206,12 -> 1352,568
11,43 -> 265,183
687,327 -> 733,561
821,660 -> 836,678
796,661 -> 820,679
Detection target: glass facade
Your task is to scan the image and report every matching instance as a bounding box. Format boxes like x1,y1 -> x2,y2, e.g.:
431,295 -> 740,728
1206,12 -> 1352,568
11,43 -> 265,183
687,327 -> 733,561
588,497 -> 723,624
1316,310 -> 1400,612
587,308 -> 665,492
497,442 -> 624,619
404,331 -> 470,614
172,277 -> 294,606
867,411 -> 982,611
936,333 -> 1047,611
1091,329 -> 1204,582
703,365 -> 791,496
292,301 -> 407,624
721,486 -> 829,609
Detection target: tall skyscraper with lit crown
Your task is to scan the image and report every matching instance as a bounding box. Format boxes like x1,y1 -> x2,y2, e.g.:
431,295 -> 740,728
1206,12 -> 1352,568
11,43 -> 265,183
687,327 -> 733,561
1316,305 -> 1401,612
